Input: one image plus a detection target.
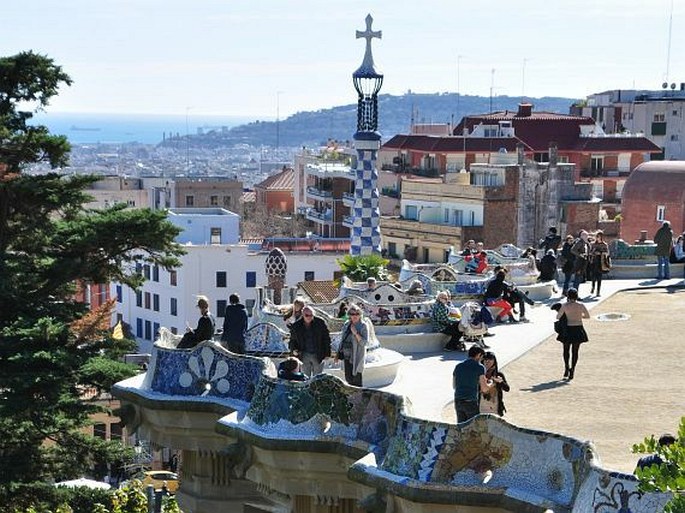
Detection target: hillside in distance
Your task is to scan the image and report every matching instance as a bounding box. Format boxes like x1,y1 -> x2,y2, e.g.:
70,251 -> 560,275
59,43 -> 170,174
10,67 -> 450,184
162,92 -> 579,149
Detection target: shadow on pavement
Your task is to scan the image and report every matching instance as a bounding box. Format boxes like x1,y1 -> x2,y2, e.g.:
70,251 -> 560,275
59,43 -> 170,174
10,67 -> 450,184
520,379 -> 570,393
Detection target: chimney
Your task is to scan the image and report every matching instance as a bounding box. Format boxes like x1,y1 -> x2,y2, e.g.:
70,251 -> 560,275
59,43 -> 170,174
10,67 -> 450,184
517,143 -> 525,165
549,142 -> 558,167
517,103 -> 533,117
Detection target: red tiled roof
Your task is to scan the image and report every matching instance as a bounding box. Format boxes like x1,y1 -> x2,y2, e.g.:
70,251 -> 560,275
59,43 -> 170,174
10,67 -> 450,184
297,280 -> 340,303
572,137 -> 661,153
255,167 -> 294,191
381,135 -> 533,153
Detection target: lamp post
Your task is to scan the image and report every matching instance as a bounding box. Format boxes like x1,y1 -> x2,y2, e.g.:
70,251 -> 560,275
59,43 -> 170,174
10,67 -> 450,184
350,14 -> 383,255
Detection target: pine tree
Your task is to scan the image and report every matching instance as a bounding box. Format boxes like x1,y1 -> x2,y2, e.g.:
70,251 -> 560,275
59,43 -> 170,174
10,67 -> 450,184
0,51 -> 184,508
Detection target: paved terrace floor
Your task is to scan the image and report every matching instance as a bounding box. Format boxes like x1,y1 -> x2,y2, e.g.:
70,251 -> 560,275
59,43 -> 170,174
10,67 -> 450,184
380,277 -> 685,474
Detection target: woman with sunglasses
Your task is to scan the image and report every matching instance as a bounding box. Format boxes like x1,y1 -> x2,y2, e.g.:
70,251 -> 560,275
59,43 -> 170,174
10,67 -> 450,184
336,304 -> 370,386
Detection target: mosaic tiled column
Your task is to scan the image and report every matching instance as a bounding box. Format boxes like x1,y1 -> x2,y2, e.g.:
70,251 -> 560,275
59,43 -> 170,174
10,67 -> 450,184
350,132 -> 382,255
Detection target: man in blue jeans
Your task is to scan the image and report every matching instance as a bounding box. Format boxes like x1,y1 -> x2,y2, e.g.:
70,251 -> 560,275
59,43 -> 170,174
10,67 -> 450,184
452,346 -> 491,422
654,221 -> 673,280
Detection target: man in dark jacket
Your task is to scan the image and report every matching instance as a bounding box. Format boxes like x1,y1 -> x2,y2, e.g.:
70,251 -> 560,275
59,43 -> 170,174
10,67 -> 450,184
221,293 -> 248,354
654,221 -> 674,279
177,295 -> 215,349
539,227 -> 562,253
289,305 -> 331,377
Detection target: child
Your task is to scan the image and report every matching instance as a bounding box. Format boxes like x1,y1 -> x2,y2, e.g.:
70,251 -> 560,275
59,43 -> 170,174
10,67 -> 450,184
278,357 -> 307,381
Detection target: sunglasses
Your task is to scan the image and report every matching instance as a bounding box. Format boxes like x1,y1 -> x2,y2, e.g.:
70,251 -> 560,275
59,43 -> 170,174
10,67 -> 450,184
349,311 -> 361,316
303,313 -> 313,318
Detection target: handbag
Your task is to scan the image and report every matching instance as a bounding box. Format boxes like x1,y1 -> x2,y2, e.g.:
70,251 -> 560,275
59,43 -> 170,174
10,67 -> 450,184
601,254 -> 612,272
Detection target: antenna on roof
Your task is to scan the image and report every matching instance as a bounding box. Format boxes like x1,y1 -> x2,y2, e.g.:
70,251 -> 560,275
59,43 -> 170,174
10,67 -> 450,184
665,0 -> 674,83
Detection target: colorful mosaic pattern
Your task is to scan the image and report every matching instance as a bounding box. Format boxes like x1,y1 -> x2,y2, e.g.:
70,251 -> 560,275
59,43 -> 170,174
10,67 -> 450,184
350,136 -> 382,256
244,322 -> 290,354
610,239 -> 657,260
150,343 -> 265,402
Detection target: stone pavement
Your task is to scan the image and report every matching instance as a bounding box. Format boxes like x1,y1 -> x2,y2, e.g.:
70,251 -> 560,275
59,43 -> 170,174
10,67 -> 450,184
380,277 -> 685,473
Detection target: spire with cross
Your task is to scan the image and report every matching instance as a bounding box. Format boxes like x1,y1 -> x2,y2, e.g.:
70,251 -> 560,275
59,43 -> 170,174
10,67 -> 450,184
354,14 -> 382,77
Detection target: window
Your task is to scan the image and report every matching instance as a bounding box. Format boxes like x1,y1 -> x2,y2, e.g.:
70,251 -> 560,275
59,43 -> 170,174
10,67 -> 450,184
216,271 -> 227,288
153,265 -> 159,282
654,112 -> 666,122
405,205 -> 418,220
216,300 -> 227,316
93,423 -> 107,440
110,423 -> 123,441
443,208 -> 449,223
211,227 -> 222,244
223,196 -> 231,207
469,211 -> 476,226
671,134 -> 679,141
453,209 -> 463,226
673,110 -> 679,117
135,262 -> 142,275
136,291 -> 142,307
185,195 -> 194,206
170,270 -> 177,286
153,294 -> 159,312
246,271 -> 257,288
143,265 -> 151,280
388,242 -> 397,258
422,248 -> 429,263
245,299 -> 255,317
127,200 -> 136,207
116,285 -> 122,303
591,156 -> 604,172
657,205 -> 666,222
210,195 -> 219,206
170,297 -> 177,316
136,318 -> 143,338
144,320 -> 152,341
652,122 -> 667,136
153,322 -> 160,340
304,271 -> 315,281
144,292 -> 151,309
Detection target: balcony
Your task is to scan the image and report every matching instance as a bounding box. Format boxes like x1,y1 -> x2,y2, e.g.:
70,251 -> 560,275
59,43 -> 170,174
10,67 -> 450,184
306,185 -> 333,201
342,192 -> 355,207
380,187 -> 399,198
305,162 -> 355,180
305,208 -> 334,225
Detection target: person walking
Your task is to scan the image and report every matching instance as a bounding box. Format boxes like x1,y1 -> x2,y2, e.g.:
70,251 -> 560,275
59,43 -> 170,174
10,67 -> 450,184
452,346 -> 491,422
589,231 -> 611,297
336,304 -> 370,386
221,293 -> 248,354
480,352 -> 510,416
288,305 -> 332,378
570,230 -> 592,292
559,235 -> 576,295
654,221 -> 674,280
177,295 -> 216,349
555,288 -> 590,380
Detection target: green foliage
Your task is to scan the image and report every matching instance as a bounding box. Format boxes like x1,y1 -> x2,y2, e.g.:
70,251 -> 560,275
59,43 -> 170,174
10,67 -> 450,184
336,253 -> 390,282
632,417 -> 685,513
0,51 -> 184,508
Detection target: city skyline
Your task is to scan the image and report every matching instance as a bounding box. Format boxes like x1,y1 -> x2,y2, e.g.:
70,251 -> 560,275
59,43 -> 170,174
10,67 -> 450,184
3,0 -> 682,118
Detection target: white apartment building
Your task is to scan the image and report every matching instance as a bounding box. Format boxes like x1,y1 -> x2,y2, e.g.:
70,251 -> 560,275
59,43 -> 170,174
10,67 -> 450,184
113,209 -> 343,352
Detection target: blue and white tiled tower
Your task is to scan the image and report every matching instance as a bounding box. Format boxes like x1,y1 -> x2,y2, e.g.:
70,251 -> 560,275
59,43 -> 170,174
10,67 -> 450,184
350,14 -> 383,256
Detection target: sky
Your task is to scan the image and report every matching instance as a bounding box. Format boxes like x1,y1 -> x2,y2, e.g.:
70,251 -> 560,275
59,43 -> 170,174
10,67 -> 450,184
3,0 -> 684,118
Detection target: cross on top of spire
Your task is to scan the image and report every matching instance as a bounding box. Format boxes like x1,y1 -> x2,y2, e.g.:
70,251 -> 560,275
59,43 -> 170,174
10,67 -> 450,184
354,14 -> 382,78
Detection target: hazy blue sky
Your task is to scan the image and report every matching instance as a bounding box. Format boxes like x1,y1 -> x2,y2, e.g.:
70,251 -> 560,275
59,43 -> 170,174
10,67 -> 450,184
3,0 -> 682,117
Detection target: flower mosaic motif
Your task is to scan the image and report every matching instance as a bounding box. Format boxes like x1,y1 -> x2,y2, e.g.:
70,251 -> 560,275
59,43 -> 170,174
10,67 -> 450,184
179,346 -> 231,394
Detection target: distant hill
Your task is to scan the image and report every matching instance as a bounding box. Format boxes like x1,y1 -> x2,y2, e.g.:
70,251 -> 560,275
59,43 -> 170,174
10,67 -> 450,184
161,93 -> 579,149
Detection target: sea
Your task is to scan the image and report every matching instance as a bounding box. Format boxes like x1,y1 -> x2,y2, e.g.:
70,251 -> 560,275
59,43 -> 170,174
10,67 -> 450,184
30,112 -> 259,145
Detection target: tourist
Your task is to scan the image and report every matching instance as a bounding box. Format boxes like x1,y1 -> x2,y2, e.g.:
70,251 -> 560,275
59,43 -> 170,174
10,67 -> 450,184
431,290 -> 464,351
555,288 -> 590,380
277,357 -> 307,382
284,296 -> 306,328
177,295 -> 216,349
503,281 -> 535,323
337,302 -> 349,319
559,235 -> 576,295
336,304 -> 370,386
452,345 -> 491,423
521,247 -> 539,273
484,270 -> 516,323
571,230 -> 592,292
366,276 -> 377,289
480,352 -> 510,416
538,249 -> 558,282
221,293 -> 248,354
589,231 -> 610,297
539,227 -> 562,253
461,239 -> 476,256
672,234 -> 685,279
288,305 -> 332,378
654,221 -> 674,280
635,433 -> 677,472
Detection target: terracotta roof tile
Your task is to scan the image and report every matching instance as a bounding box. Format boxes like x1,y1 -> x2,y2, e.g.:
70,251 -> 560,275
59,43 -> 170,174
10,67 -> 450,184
572,137 -> 661,152
255,167 -> 294,191
381,135 -> 533,153
297,280 -> 340,304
